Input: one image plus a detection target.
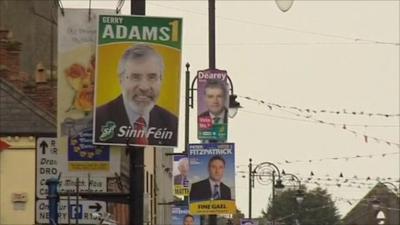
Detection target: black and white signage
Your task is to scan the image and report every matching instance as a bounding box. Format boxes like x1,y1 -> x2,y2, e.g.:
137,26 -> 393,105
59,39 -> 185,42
36,137 -> 109,224
36,137 -> 107,198
36,199 -> 106,224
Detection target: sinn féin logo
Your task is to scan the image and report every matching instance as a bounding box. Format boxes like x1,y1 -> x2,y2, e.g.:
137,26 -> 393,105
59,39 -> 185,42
99,121 -> 116,141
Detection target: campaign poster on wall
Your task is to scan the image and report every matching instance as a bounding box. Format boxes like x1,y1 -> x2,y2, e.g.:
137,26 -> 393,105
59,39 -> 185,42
172,206 -> 200,225
173,155 -> 189,197
188,143 -> 235,215
240,219 -> 259,225
57,9 -> 121,173
93,15 -> 182,148
197,69 -> 229,141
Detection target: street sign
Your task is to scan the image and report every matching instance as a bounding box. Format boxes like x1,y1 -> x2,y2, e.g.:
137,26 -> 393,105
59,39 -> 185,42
36,137 -> 61,198
36,137 -> 108,198
36,199 -> 106,224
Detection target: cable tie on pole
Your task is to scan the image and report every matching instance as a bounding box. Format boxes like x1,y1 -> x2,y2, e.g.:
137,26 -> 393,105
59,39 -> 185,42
116,0 -> 125,14
54,0 -> 64,16
88,0 -> 92,22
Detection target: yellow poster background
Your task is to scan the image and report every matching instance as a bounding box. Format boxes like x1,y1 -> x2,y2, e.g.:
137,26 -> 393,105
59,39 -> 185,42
189,200 -> 236,215
95,43 -> 181,116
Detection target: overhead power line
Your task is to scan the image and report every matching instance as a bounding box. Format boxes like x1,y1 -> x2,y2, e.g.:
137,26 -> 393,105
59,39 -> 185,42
149,2 -> 400,46
185,41 -> 399,46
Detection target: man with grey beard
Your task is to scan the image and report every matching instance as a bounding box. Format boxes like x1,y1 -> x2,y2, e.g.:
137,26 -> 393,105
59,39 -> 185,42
94,44 -> 177,147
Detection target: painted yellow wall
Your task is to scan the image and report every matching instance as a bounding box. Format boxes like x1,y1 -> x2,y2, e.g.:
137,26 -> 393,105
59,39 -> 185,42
0,137 -> 35,225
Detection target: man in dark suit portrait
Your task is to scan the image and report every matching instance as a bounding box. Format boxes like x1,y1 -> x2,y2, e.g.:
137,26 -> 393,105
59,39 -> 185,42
189,155 -> 231,202
198,79 -> 228,126
183,214 -> 194,225
174,157 -> 189,186
94,44 -> 177,146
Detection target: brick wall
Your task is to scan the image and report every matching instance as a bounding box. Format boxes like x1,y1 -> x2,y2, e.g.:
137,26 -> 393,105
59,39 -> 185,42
0,28 -> 56,115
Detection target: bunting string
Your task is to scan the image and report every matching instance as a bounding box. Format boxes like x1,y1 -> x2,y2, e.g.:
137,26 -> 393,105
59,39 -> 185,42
236,171 -> 400,184
238,96 -> 400,149
239,109 -> 397,128
300,177 -> 400,184
239,96 -> 400,118
275,152 -> 399,165
237,176 -> 386,190
236,150 -> 398,168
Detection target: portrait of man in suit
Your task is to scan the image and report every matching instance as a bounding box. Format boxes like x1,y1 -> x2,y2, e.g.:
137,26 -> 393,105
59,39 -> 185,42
240,220 -> 256,225
94,44 -> 177,146
174,157 -> 189,186
189,155 -> 231,202
198,79 -> 228,125
183,214 -> 194,225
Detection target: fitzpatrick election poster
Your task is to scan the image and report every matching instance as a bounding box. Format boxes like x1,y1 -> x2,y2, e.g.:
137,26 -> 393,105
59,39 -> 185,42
172,206 -> 200,225
240,219 -> 259,225
173,155 -> 189,197
188,143 -> 235,215
197,69 -> 229,141
93,15 -> 182,147
57,9 -> 120,174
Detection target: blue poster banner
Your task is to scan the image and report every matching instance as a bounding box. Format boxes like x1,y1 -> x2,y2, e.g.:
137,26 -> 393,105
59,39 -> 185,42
188,143 -> 236,215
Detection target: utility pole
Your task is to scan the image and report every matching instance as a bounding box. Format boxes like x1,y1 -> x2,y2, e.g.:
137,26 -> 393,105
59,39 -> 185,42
248,158 -> 252,219
271,171 -> 275,225
209,0 -> 218,224
208,0 -> 216,69
130,2 -> 146,225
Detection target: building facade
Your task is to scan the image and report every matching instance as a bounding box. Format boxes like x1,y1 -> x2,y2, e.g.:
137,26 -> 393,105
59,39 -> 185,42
342,183 -> 400,225
0,1 -> 174,224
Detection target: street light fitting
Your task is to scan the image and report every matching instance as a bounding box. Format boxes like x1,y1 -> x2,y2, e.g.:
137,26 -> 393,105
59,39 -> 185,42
188,71 -> 240,112
283,172 -> 302,190
295,189 -> 304,205
228,94 -> 242,118
274,179 -> 285,195
253,161 -> 283,185
275,179 -> 285,190
371,198 -> 381,210
275,0 -> 295,12
249,160 -> 283,222
281,172 -> 306,206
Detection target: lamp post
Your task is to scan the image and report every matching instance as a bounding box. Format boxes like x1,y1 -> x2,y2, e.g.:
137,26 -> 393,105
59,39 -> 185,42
248,159 -> 284,224
184,64 -> 241,225
281,171 -> 304,205
281,171 -> 304,225
369,197 -> 381,225
206,0 -> 294,223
